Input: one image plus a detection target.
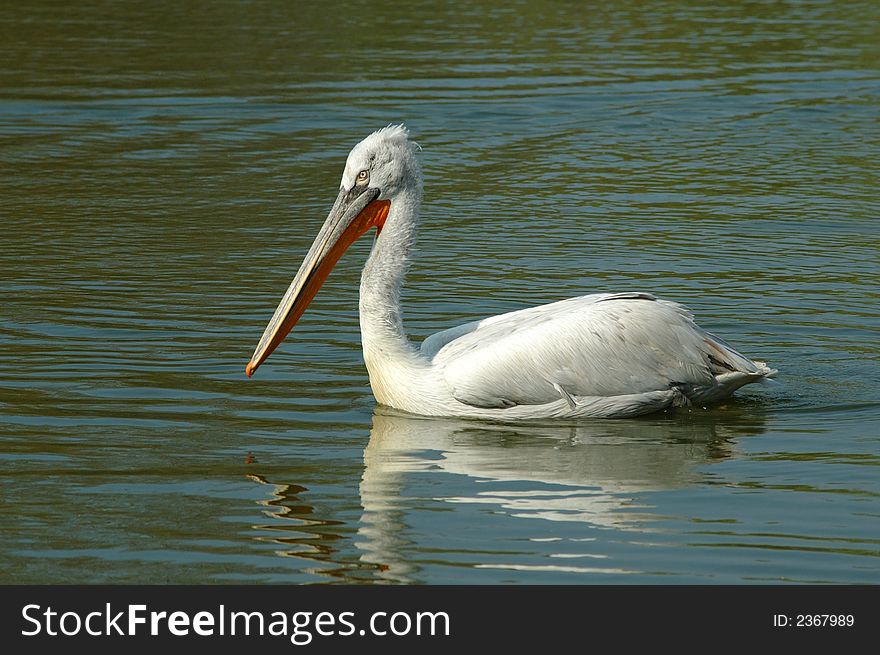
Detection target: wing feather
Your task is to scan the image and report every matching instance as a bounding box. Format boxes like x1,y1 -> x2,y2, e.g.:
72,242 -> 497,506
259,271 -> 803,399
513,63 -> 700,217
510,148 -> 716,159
423,293 -> 759,409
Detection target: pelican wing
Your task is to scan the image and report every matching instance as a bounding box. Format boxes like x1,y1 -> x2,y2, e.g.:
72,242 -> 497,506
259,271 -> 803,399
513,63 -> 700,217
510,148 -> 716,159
425,293 -> 763,409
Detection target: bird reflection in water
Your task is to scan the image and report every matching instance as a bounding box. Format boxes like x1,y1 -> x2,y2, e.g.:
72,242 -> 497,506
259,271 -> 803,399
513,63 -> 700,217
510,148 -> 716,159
244,406 -> 765,583
356,407 -> 767,583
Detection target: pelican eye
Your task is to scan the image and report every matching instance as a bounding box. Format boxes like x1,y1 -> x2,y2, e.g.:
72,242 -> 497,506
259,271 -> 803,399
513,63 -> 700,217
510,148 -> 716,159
356,169 -> 369,184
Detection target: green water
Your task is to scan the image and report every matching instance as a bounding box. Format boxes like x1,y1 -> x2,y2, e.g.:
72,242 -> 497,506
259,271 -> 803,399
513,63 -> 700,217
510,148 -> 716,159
2,0 -> 879,583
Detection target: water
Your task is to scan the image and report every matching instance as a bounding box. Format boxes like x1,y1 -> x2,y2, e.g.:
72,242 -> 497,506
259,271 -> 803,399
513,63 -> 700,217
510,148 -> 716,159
1,0 -> 879,584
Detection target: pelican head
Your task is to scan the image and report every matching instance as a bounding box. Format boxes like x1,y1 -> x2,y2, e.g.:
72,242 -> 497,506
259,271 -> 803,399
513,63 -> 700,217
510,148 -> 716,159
246,125 -> 421,377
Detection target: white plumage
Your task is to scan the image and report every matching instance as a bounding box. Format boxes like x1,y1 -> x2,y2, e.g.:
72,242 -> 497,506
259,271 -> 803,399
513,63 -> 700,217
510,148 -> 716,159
247,125 -> 775,419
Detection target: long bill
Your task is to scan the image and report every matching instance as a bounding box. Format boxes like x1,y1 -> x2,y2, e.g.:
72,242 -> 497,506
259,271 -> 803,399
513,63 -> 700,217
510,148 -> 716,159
245,185 -> 390,377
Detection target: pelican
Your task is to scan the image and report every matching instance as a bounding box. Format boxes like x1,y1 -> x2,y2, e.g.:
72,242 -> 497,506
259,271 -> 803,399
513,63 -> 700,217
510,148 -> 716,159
246,125 -> 775,419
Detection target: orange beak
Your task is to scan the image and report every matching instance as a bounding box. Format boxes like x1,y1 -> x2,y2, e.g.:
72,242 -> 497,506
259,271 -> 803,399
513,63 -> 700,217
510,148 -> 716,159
246,186 -> 390,377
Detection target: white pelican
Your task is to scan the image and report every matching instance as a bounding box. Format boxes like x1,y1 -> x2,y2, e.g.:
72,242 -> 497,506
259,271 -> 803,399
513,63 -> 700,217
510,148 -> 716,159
246,125 -> 775,419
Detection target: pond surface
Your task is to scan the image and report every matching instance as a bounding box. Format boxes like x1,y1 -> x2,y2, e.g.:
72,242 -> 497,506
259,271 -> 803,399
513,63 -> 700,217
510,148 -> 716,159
1,0 -> 878,583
